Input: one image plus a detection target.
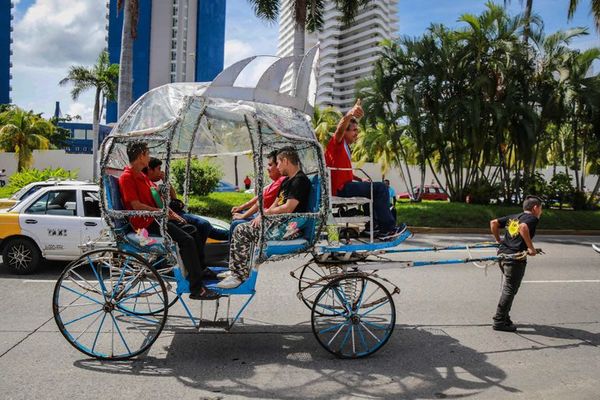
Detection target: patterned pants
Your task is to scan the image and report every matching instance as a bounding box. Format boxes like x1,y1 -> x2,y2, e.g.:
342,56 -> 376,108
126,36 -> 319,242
228,220 -> 277,279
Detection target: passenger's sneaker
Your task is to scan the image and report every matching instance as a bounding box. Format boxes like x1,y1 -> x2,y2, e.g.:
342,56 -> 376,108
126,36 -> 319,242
217,270 -> 232,279
376,223 -> 407,241
215,275 -> 243,289
492,322 -> 517,332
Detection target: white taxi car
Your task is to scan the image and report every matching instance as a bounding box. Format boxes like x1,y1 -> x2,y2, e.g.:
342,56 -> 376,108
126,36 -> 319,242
0,184 -> 229,274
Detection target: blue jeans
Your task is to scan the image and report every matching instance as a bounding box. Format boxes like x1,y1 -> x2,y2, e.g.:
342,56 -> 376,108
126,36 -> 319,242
337,181 -> 396,232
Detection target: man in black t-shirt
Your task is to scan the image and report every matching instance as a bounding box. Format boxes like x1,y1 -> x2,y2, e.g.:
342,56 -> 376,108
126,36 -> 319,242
489,196 -> 543,332
217,147 -> 311,289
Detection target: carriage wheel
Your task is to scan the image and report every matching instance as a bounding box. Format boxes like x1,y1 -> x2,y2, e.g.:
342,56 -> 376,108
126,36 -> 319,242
311,275 -> 395,359
298,262 -> 345,314
53,249 -> 168,360
120,259 -> 179,315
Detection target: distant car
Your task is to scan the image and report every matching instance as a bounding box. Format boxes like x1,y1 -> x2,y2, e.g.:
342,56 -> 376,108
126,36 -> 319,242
214,180 -> 238,192
0,184 -> 230,274
0,179 -> 94,209
397,185 -> 449,201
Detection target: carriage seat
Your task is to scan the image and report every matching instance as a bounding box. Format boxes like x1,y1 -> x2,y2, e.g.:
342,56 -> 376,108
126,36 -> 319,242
264,174 -> 320,257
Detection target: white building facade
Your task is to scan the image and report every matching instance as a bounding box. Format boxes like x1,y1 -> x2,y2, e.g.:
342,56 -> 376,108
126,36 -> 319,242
277,0 -> 398,112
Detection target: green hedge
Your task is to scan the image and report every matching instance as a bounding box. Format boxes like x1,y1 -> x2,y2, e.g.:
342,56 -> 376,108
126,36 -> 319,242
185,194 -> 600,231
396,200 -> 600,231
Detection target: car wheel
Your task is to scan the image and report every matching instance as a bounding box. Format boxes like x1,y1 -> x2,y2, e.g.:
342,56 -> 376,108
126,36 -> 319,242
2,238 -> 42,274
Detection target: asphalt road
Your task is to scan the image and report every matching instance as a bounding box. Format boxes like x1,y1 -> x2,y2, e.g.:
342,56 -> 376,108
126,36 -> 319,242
0,234 -> 599,400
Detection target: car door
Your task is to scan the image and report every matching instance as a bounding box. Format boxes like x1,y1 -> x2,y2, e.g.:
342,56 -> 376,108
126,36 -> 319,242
20,189 -> 81,259
80,189 -> 105,250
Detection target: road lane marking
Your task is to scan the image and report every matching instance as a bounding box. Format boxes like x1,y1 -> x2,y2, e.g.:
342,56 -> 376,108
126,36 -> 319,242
523,280 -> 600,283
22,279 -> 57,283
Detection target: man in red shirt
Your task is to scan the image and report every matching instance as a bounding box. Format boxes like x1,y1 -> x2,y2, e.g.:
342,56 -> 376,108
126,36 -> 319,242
325,100 -> 405,240
119,142 -> 219,300
229,150 -> 286,236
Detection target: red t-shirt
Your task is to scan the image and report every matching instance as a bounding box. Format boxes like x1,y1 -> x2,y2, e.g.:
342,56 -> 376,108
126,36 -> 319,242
119,165 -> 157,230
263,176 -> 286,209
325,137 -> 353,195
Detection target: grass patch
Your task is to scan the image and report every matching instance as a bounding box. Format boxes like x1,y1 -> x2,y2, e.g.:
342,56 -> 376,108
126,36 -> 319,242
396,200 -> 600,230
188,192 -> 253,221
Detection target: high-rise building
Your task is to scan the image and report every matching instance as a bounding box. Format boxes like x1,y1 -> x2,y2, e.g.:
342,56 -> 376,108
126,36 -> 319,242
105,0 -> 226,123
277,0 -> 398,112
0,0 -> 13,105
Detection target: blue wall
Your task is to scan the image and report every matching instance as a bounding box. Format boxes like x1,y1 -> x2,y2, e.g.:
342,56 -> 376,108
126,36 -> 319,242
196,0 -> 226,82
106,0 -> 152,123
58,122 -> 112,154
0,0 -> 12,105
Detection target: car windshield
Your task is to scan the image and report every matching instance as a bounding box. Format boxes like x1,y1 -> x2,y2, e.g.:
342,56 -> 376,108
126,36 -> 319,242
11,184 -> 44,200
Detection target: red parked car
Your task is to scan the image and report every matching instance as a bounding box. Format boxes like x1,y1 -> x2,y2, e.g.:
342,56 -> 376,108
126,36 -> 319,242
397,185 -> 449,201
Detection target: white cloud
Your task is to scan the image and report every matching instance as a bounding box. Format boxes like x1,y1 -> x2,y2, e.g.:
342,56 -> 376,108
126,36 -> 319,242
65,101 -> 94,122
224,39 -> 258,68
13,0 -> 105,68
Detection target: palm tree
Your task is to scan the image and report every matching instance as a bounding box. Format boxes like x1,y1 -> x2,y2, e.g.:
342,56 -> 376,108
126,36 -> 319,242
60,50 -> 119,179
568,0 -> 600,32
503,0 -> 534,41
117,0 -> 138,118
246,0 -> 368,93
0,108 -> 52,172
313,106 -> 342,145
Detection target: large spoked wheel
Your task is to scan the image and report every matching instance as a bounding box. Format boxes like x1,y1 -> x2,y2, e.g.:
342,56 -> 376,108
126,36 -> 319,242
298,262 -> 346,315
53,249 -> 168,360
129,257 -> 179,315
311,275 -> 395,359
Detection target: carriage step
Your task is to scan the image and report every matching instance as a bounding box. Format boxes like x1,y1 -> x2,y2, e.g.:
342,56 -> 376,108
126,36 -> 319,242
331,196 -> 371,205
333,216 -> 371,224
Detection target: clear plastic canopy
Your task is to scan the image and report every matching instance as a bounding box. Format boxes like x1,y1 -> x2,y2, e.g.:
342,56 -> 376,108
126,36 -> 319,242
101,83 -> 320,172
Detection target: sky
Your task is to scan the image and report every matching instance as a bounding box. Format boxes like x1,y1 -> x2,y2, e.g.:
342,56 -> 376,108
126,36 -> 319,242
7,0 -> 600,123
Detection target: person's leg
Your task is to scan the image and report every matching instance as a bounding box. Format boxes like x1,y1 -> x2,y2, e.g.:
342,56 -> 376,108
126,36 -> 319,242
493,260 -> 527,326
227,222 -> 257,280
229,218 -> 252,239
165,221 -> 207,293
182,213 -> 211,264
338,181 -> 396,232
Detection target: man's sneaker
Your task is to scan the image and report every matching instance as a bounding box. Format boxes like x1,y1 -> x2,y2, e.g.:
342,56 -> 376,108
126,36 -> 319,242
217,270 -> 232,279
215,275 -> 243,289
492,322 -> 517,332
376,223 -> 407,241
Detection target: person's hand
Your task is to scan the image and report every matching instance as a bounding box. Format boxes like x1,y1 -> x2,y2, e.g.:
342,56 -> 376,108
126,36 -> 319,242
232,213 -> 244,220
251,216 -> 262,228
348,98 -> 364,120
527,247 -> 537,256
231,206 -> 240,214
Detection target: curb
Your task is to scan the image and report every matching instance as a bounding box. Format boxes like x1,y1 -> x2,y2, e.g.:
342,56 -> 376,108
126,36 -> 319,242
410,227 -> 600,236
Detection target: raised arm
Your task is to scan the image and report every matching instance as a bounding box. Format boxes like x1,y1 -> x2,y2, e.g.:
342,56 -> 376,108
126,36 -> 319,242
333,99 -> 364,144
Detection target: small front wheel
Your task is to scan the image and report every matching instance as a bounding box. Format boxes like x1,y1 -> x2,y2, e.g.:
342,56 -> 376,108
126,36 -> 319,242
53,249 -> 168,360
311,275 -> 395,358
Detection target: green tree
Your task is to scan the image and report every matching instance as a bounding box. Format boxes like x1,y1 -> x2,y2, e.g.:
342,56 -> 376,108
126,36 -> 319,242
60,50 -> 119,179
313,106 -> 342,146
0,108 -> 52,172
568,0 -> 600,32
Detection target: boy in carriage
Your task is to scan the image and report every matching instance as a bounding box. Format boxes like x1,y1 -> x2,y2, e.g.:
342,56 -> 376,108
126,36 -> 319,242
119,142 -> 220,300
217,147 -> 311,289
